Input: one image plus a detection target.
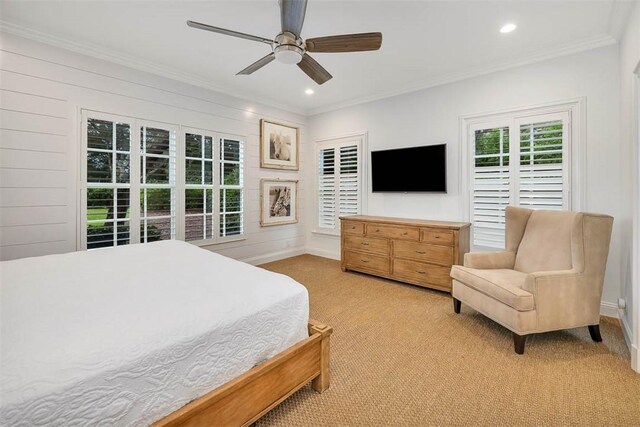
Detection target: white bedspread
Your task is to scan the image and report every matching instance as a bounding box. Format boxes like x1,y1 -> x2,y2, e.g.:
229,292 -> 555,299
0,240 -> 309,426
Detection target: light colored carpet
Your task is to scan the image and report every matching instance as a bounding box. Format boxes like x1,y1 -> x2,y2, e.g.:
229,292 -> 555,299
255,255 -> 639,426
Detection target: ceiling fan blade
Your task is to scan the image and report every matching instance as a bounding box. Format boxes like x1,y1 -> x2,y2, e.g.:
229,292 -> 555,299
236,53 -> 276,75
306,32 -> 382,53
297,53 -> 332,85
280,0 -> 308,36
187,20 -> 274,45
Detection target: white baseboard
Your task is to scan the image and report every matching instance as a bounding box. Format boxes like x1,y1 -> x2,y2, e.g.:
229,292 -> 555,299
305,247 -> 340,261
241,247 -> 306,266
618,310 -> 639,373
600,301 -> 619,318
620,309 -> 633,349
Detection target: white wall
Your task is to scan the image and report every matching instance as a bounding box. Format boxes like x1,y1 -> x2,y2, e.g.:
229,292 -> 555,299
306,45 -> 627,316
0,32 -> 307,264
618,1 -> 640,372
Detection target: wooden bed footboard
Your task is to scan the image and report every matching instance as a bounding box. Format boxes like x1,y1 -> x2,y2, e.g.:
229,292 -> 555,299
153,319 -> 332,427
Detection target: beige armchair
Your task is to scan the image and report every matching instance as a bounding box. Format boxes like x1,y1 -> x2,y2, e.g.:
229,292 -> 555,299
451,206 -> 613,354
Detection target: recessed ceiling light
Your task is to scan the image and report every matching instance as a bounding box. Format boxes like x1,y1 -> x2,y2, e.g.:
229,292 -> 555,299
500,23 -> 517,34
305,88 -> 314,95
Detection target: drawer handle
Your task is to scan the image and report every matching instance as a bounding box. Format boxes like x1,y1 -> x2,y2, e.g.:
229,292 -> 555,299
415,250 -> 426,254
361,259 -> 370,263
402,232 -> 408,236
375,229 -> 380,232
434,236 -> 440,239
416,270 -> 426,274
361,242 -> 370,246
351,226 -> 356,229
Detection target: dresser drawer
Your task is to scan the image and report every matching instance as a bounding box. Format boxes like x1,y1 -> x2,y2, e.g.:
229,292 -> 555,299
366,224 -> 419,240
342,221 -> 365,235
421,228 -> 454,246
392,259 -> 452,289
344,250 -> 390,274
394,241 -> 453,266
344,235 -> 390,256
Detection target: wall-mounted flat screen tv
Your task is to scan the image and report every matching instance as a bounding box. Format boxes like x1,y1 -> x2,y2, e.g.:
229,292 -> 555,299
371,144 -> 447,193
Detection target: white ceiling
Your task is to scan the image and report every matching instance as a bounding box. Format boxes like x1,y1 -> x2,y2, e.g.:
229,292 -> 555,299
0,0 -> 631,114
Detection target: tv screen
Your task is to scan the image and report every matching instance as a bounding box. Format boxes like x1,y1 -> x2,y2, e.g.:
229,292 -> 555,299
371,144 -> 447,193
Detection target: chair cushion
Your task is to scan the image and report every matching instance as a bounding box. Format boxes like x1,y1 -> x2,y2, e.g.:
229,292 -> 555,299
450,266 -> 535,311
514,210 -> 580,273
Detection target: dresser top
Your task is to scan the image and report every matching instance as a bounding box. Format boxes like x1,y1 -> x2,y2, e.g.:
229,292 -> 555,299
340,215 -> 470,230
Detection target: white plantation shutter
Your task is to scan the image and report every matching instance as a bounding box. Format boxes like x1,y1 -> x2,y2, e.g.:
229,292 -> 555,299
471,111 -> 570,249
517,117 -> 568,210
318,148 -> 336,229
339,145 -> 359,217
472,126 -> 510,248
82,112 -> 245,249
317,139 -> 362,231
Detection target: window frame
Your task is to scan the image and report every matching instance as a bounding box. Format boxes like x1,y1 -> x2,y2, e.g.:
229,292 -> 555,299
79,112 -> 246,250
313,132 -> 367,236
460,99 -> 584,251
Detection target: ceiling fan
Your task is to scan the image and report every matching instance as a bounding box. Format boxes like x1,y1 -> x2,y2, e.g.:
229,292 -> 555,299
186,0 -> 382,85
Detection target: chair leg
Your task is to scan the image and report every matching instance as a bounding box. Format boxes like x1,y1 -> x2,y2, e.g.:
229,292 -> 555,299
453,298 -> 461,314
513,333 -> 527,355
588,324 -> 602,342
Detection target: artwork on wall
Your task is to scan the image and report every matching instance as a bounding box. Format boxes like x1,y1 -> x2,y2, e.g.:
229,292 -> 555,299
260,119 -> 299,170
260,179 -> 298,226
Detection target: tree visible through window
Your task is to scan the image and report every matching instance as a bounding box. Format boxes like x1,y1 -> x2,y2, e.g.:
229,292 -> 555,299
83,113 -> 244,249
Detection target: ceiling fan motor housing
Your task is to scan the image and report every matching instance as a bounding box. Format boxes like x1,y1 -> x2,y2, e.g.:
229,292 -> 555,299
274,31 -> 304,64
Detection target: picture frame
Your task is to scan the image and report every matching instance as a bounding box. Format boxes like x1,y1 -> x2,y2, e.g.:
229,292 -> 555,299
260,119 -> 299,170
260,179 -> 298,226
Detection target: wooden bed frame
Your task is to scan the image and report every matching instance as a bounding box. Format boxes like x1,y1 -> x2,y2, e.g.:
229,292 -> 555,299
153,319 -> 332,427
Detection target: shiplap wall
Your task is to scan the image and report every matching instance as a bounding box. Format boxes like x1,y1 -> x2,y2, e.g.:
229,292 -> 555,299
0,32 -> 307,263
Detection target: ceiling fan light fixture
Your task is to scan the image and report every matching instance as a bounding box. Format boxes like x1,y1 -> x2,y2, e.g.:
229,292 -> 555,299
275,45 -> 304,64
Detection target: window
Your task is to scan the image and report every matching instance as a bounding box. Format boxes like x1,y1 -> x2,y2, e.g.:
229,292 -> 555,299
85,116 -> 132,249
81,112 -> 244,249
184,132 -> 214,241
316,136 -> 363,232
469,110 -> 571,249
140,125 -> 176,243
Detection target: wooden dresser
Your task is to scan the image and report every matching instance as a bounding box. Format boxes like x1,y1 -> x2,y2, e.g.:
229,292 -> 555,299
340,215 -> 470,292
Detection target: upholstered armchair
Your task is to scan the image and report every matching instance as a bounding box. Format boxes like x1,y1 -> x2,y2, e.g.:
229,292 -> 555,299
450,206 -> 613,354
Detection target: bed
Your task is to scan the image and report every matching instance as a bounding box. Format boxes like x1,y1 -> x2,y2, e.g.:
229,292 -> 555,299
0,240 -> 331,426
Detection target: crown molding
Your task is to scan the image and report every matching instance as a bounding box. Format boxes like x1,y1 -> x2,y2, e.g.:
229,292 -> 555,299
307,33 -> 617,116
0,19 -> 305,116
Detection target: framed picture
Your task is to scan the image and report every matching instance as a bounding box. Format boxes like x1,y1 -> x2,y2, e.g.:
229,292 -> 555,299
260,119 -> 299,170
260,179 -> 298,226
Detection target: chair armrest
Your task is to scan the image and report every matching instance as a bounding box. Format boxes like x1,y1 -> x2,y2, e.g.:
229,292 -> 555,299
463,251 -> 515,269
522,270 -> 601,331
522,270 -> 581,295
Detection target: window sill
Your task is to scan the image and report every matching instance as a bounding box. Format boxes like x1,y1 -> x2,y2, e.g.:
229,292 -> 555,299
311,229 -> 340,237
190,236 -> 247,247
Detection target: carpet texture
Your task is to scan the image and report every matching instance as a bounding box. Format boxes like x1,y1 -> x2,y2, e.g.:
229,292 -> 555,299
255,255 -> 639,426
